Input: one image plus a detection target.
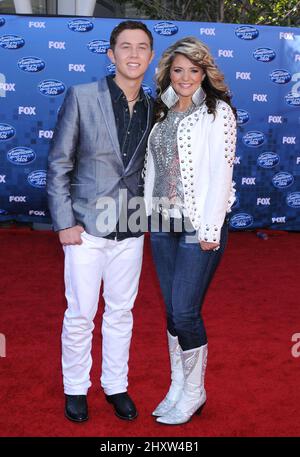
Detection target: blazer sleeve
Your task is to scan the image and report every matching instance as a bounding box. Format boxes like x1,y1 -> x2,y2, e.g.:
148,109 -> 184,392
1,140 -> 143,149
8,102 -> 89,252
46,86 -> 79,231
198,103 -> 236,244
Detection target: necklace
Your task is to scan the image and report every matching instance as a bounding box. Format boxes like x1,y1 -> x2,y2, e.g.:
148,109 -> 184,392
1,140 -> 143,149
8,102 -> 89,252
127,93 -> 140,103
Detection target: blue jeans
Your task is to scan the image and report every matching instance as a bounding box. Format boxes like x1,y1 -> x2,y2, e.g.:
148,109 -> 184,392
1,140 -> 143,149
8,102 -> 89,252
150,216 -> 228,351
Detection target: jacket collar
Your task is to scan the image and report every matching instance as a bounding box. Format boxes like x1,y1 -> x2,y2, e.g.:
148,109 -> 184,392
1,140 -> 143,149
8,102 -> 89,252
97,78 -> 122,166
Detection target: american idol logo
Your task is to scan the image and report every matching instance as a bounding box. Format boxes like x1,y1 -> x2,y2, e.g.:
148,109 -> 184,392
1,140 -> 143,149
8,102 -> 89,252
253,48 -> 276,62
7,147 -> 36,165
285,92 -> 300,106
0,123 -> 16,140
237,109 -> 250,125
106,63 -> 116,75
87,39 -> 109,54
230,213 -> 253,228
235,26 -> 259,40
0,34 -> 25,49
272,171 -> 294,188
18,56 -> 45,72
286,192 -> 300,208
68,19 -> 94,32
0,18 -> 5,27
38,79 -> 65,96
257,152 -> 280,168
142,84 -> 152,96
242,131 -> 265,147
27,170 -> 47,188
270,69 -> 291,84
153,22 -> 178,36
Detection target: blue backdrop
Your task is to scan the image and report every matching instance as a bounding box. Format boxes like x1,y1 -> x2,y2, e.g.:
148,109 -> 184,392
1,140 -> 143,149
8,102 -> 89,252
0,15 -> 299,231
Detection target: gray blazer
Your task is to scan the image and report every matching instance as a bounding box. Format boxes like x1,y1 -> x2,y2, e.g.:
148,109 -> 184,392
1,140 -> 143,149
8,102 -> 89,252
47,78 -> 153,236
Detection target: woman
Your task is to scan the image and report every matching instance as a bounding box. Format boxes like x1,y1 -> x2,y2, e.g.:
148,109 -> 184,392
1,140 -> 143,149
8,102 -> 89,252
143,36 -> 236,425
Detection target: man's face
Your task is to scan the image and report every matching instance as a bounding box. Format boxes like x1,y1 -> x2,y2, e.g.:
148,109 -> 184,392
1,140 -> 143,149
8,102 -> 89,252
108,29 -> 154,82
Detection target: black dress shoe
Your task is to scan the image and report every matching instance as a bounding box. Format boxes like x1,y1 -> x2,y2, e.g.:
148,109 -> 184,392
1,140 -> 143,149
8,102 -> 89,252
65,394 -> 88,422
105,392 -> 137,420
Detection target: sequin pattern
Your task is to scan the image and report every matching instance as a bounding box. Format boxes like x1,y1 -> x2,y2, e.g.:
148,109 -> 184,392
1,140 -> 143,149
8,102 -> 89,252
150,104 -> 198,209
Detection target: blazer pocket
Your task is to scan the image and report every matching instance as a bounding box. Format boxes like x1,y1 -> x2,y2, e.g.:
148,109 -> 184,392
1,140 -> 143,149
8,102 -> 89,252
94,158 -> 122,194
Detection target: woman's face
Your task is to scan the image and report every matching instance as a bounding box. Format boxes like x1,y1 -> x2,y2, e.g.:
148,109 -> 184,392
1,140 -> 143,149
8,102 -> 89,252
170,53 -> 205,99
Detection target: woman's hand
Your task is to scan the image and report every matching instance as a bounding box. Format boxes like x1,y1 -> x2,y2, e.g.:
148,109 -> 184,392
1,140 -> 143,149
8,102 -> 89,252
200,240 -> 220,251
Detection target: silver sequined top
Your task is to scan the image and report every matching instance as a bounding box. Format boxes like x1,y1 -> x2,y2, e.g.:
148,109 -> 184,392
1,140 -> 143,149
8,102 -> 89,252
150,104 -> 198,215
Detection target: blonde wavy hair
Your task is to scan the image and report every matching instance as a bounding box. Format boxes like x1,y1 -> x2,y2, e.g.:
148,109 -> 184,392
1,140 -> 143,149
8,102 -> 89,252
155,36 -> 235,121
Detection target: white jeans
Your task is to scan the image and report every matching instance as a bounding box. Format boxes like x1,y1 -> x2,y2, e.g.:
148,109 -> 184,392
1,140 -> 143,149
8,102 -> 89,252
62,231 -> 144,396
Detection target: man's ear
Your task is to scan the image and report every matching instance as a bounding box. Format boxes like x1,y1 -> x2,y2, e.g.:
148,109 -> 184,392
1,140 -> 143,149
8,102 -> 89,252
107,48 -> 115,63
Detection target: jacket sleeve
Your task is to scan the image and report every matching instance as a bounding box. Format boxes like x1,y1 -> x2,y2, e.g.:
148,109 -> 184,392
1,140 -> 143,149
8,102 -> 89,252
46,86 -> 79,231
198,103 -> 236,244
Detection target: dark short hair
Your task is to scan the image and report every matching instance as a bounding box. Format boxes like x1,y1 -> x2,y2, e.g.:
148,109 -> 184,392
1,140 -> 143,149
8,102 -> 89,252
109,20 -> 153,50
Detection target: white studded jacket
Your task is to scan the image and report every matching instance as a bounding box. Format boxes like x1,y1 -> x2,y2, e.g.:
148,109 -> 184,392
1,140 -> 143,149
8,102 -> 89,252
143,100 -> 237,244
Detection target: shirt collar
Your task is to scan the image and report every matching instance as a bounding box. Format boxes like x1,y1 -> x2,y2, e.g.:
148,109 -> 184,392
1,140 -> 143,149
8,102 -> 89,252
106,75 -> 147,105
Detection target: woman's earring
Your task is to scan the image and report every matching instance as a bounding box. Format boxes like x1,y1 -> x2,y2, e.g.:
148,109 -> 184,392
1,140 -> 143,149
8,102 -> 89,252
192,86 -> 206,106
161,85 -> 179,109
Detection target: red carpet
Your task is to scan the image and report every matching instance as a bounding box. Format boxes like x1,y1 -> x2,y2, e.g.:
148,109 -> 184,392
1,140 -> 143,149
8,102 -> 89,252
0,227 -> 300,437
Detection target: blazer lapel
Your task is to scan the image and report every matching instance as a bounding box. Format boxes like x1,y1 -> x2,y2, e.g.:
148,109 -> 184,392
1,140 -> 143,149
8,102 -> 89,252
125,95 -> 153,171
97,78 -> 123,167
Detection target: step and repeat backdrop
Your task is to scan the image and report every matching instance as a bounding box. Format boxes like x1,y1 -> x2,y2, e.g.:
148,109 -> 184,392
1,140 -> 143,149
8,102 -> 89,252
0,15 -> 299,230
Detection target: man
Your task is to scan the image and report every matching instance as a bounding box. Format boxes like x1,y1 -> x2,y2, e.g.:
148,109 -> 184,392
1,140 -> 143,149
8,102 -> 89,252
47,20 -> 154,422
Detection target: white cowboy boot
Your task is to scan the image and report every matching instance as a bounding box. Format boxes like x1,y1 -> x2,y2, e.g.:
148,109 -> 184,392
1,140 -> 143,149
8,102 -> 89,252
152,332 -> 184,416
156,344 -> 207,425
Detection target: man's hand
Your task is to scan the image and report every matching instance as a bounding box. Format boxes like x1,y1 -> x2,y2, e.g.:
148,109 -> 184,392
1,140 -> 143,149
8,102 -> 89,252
200,240 -> 219,251
58,225 -> 84,246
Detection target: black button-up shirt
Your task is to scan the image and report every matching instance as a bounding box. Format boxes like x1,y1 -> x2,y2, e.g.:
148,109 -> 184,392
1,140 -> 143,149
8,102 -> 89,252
106,76 -> 148,168
104,76 -> 149,240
